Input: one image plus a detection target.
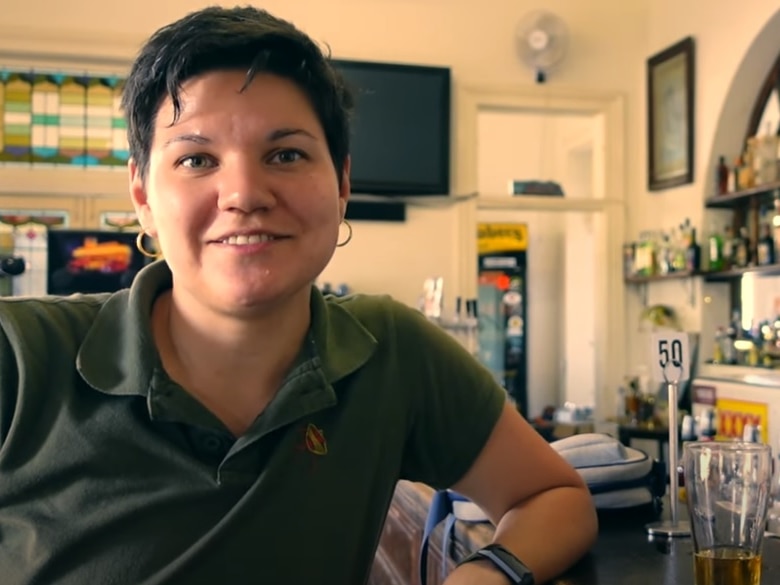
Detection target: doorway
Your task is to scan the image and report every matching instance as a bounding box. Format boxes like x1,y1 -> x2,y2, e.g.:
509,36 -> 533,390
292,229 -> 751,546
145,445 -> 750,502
473,107 -> 610,420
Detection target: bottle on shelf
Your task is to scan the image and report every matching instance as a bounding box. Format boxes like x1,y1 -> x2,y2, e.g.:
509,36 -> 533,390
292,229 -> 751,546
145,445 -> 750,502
634,232 -> 656,276
708,226 -> 724,272
740,140 -> 757,190
712,327 -> 725,364
723,311 -> 740,365
716,156 -> 730,195
731,155 -> 747,191
757,221 -> 776,266
685,227 -> 701,272
658,233 -> 672,274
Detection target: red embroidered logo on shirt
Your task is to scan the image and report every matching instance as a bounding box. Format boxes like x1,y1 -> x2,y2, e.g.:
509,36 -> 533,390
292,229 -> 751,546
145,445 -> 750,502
304,423 -> 328,456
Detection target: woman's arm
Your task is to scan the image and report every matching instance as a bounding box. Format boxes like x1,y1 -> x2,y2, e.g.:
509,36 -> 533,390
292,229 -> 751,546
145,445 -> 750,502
443,402 -> 598,584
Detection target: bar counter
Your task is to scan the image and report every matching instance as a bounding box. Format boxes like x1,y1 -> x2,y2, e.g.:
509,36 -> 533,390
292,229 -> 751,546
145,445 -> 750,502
369,480 -> 780,585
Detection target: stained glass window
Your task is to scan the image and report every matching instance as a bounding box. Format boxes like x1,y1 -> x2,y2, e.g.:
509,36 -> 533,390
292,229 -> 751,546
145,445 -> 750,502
0,67 -> 129,168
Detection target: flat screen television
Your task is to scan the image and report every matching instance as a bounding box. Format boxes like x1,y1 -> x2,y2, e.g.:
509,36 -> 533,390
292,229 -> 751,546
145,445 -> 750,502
46,229 -> 152,295
332,59 -> 451,196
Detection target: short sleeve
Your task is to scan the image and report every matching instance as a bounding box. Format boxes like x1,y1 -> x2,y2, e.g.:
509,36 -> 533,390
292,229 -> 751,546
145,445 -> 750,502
393,304 -> 507,489
0,311 -> 20,447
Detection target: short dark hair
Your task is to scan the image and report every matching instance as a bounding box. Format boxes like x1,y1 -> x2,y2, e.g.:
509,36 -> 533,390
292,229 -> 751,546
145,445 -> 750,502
121,5 -> 354,183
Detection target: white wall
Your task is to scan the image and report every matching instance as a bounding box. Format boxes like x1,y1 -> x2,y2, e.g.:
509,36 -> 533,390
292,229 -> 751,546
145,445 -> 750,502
2,0 -> 649,312
626,2 -> 780,380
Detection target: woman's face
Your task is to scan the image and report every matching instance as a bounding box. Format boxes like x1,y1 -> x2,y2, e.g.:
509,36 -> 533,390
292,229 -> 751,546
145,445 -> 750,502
129,70 -> 349,318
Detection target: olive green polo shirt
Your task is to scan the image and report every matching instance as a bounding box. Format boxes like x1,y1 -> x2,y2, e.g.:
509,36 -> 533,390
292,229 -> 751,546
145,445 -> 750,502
0,261 -> 505,585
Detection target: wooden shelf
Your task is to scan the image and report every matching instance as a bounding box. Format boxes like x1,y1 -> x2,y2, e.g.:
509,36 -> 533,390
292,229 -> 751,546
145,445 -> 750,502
703,263 -> 780,282
704,181 -> 780,208
624,271 -> 698,284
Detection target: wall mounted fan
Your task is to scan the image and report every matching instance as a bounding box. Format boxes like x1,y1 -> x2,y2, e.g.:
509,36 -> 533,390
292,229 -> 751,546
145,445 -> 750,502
515,10 -> 570,83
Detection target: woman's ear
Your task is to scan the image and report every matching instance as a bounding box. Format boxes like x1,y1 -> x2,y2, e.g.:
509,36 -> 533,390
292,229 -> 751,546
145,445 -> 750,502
338,156 -> 351,218
339,156 -> 351,200
128,158 -> 156,236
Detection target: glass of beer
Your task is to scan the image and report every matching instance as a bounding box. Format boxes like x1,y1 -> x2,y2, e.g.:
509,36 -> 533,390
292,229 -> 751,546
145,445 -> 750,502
684,441 -> 772,585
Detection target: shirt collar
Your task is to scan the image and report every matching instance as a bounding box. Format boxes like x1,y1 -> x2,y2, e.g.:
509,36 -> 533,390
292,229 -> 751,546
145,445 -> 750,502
77,261 -> 378,396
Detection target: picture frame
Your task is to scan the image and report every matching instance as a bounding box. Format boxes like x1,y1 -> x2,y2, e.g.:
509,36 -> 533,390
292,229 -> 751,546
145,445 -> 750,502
647,36 -> 695,191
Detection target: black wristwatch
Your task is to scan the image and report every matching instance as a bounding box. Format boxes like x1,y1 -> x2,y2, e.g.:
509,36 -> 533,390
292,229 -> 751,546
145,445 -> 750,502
458,543 -> 535,584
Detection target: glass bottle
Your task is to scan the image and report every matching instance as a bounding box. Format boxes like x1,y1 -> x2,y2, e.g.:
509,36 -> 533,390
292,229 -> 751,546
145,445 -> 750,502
716,155 -> 729,194
757,221 -> 776,266
708,227 -> 724,272
685,227 -> 701,272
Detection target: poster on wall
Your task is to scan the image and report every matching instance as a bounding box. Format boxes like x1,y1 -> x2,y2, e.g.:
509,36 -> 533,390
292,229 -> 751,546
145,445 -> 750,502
715,397 -> 768,444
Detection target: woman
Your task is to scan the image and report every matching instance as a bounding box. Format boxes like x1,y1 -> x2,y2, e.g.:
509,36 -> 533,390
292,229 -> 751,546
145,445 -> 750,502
0,6 -> 597,584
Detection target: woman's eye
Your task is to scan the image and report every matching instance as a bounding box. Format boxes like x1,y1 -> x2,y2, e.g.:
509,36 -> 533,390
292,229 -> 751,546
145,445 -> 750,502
178,155 -> 214,169
271,149 -> 304,164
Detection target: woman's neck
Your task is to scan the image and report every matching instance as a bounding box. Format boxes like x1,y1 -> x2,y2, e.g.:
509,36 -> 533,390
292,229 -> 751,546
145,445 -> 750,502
150,287 -> 312,432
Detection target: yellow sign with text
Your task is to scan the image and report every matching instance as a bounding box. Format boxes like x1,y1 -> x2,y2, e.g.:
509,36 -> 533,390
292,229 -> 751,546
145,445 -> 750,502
478,223 -> 528,255
715,398 -> 769,444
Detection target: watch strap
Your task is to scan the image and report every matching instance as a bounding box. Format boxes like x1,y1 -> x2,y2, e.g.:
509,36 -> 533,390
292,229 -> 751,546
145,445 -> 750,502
459,543 -> 535,584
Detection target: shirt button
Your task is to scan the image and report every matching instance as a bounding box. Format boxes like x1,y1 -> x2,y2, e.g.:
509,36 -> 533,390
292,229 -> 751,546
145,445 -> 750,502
189,429 -> 232,458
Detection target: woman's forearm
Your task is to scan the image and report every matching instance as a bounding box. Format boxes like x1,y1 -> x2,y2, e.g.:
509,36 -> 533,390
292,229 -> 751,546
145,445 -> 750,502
444,485 -> 598,584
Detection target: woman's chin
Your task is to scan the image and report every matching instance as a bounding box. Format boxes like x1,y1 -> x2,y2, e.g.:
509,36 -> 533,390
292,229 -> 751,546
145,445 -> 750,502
209,283 -> 309,315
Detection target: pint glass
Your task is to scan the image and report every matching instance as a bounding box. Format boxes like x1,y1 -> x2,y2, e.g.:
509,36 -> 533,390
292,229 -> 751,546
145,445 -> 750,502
684,441 -> 772,585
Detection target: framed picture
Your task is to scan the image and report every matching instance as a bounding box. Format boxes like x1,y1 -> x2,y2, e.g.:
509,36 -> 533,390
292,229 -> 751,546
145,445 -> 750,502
647,36 -> 695,191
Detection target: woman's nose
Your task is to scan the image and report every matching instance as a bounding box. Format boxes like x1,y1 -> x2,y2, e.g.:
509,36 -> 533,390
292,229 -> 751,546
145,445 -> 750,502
216,160 -> 277,213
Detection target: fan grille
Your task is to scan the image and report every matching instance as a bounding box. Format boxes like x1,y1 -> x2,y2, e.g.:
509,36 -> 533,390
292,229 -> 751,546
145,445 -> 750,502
516,10 -> 569,76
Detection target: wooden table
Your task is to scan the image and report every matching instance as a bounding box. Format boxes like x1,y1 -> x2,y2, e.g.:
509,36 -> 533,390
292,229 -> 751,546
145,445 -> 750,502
370,480 -> 780,585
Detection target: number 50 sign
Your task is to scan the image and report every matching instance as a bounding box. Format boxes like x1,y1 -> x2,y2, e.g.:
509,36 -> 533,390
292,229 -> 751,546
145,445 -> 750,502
650,332 -> 690,383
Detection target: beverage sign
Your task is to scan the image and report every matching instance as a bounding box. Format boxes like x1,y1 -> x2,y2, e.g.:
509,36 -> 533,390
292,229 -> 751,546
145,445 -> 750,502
650,332 -> 690,382
477,223 -> 528,254
715,398 -> 769,444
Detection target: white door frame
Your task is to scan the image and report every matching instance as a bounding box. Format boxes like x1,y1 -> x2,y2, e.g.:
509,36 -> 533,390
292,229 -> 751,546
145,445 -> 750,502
451,84 -> 626,421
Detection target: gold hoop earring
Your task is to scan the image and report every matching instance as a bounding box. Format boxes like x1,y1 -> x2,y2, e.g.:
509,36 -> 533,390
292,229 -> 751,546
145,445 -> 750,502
336,219 -> 353,248
136,230 -> 160,259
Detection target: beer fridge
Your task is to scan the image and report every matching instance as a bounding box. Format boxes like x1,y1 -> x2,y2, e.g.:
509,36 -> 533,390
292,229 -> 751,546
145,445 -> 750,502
477,222 -> 529,417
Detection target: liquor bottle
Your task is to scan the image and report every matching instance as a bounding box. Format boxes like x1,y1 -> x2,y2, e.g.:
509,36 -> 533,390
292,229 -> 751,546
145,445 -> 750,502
741,141 -> 756,189
685,227 -> 701,272
757,221 -> 776,266
708,227 -> 724,272
760,122 -> 779,183
712,327 -> 725,364
658,233 -> 671,274
716,155 -> 729,194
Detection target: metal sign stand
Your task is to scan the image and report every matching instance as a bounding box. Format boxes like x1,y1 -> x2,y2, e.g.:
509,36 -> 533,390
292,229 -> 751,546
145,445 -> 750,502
646,359 -> 691,537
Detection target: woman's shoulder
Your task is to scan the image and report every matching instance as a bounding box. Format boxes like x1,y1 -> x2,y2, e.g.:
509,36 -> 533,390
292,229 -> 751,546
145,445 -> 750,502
324,292 -> 428,334
0,293 -> 112,349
